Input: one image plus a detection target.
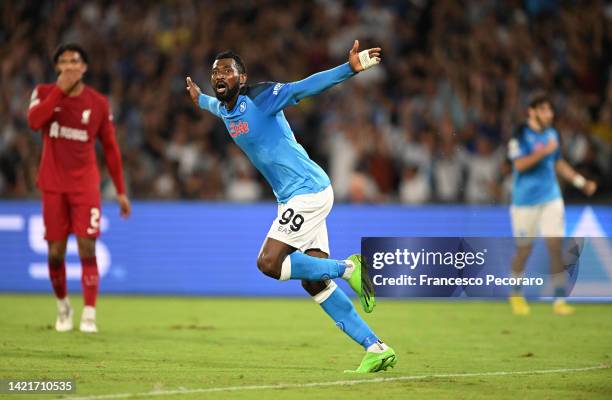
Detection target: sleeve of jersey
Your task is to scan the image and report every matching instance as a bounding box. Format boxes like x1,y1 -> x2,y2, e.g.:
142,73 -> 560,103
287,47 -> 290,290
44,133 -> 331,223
27,86 -> 64,130
263,63 -> 356,115
99,101 -> 126,195
553,129 -> 562,160
198,94 -> 221,117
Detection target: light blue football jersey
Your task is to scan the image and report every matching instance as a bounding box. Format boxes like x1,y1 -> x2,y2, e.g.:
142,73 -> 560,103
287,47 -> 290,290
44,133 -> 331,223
198,63 -> 356,203
508,125 -> 562,206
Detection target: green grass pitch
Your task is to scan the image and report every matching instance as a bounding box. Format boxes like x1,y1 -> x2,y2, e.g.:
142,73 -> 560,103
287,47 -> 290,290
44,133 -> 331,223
1,295 -> 611,399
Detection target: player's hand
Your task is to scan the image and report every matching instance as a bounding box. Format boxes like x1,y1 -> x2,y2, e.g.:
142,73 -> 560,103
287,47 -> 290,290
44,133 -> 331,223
583,180 -> 597,197
539,139 -> 559,156
348,40 -> 382,73
56,69 -> 83,94
186,77 -> 202,106
117,194 -> 131,219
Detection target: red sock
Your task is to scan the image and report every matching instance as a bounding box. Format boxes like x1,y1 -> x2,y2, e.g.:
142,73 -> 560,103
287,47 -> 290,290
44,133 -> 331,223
81,257 -> 99,307
48,259 -> 67,299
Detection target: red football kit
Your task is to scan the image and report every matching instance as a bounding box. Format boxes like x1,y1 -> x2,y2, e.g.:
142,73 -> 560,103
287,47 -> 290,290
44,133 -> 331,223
27,84 -> 125,241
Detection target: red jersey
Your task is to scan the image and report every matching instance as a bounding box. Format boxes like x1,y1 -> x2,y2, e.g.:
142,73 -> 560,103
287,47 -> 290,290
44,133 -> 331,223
27,84 -> 125,194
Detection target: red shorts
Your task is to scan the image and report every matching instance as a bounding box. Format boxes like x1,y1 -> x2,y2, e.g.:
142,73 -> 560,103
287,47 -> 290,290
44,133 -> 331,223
42,190 -> 102,241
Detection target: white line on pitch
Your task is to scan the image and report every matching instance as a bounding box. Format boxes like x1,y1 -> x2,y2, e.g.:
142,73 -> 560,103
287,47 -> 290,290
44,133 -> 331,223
62,364 -> 609,400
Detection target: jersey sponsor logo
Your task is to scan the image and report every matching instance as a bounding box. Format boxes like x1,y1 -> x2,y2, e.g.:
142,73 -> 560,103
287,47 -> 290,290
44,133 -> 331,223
272,83 -> 284,95
49,121 -> 89,142
81,109 -> 92,124
228,120 -> 250,138
239,101 -> 247,113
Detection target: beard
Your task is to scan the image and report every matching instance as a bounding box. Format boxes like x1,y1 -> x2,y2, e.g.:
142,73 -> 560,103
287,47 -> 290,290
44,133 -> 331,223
536,115 -> 552,129
214,83 -> 240,102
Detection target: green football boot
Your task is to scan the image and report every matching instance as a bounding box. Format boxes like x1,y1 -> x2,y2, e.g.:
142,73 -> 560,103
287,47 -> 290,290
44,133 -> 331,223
346,254 -> 376,313
345,347 -> 397,373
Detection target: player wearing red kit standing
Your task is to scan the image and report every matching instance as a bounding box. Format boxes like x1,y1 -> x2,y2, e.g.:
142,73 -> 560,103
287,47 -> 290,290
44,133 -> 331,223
27,44 -> 131,333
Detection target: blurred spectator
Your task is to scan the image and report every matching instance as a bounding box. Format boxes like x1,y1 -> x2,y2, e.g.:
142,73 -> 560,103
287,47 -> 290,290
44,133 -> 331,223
1,0 -> 610,203
465,136 -> 503,204
399,163 -> 430,204
432,137 -> 467,202
348,171 -> 379,203
225,146 -> 262,202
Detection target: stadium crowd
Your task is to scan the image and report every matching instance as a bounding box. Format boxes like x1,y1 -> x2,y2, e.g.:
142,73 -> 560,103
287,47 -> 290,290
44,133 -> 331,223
1,0 -> 611,203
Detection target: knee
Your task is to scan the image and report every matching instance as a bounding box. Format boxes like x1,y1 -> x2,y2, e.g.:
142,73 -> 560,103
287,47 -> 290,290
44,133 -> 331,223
48,254 -> 64,268
79,247 -> 96,259
301,280 -> 327,296
77,239 -> 96,259
515,245 -> 533,260
301,280 -> 316,292
257,253 -> 282,280
48,248 -> 65,267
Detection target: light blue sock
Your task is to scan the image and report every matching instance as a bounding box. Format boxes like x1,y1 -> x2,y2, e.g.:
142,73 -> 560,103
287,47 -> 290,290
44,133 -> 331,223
284,252 -> 346,281
318,285 -> 379,350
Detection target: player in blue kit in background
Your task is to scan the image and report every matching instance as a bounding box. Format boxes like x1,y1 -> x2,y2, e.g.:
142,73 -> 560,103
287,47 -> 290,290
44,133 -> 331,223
186,40 -> 396,373
507,92 -> 597,316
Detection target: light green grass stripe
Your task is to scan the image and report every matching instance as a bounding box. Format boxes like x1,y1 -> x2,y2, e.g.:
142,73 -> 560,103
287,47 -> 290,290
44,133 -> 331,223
64,364 -> 610,400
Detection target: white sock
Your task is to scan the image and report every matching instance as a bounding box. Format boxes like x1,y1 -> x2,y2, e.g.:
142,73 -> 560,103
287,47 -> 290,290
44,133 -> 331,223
366,341 -> 389,353
342,259 -> 355,280
57,297 -> 71,310
279,255 -> 291,281
82,306 -> 96,320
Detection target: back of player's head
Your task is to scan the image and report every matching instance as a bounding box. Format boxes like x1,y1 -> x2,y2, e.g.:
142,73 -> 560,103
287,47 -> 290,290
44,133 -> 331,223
214,51 -> 246,74
527,91 -> 551,109
53,43 -> 89,64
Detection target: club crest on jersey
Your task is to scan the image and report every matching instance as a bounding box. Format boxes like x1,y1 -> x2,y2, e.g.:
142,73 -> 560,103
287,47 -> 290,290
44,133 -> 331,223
229,120 -> 250,138
81,109 -> 92,125
239,101 -> 247,113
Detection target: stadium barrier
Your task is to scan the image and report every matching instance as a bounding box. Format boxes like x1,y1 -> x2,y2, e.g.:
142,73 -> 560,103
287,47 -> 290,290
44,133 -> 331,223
1,201 -> 610,296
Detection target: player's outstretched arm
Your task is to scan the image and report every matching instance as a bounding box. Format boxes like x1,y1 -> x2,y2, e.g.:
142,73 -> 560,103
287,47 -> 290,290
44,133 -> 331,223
555,159 -> 597,196
186,77 -> 201,106
186,77 -> 221,117
262,40 -> 382,115
291,40 -> 381,101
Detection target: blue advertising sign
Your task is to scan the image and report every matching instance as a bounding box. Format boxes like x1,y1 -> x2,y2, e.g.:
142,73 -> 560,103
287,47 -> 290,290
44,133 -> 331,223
1,202 -> 611,296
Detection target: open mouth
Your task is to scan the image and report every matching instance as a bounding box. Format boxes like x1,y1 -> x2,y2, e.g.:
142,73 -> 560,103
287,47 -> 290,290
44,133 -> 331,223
215,82 -> 227,95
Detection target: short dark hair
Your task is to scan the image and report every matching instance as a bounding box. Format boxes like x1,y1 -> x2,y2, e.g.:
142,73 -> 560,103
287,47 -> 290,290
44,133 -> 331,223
528,91 -> 551,109
214,50 -> 246,74
53,43 -> 89,64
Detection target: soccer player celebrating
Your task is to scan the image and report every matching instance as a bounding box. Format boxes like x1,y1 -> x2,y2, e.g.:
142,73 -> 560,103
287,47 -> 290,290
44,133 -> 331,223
507,93 -> 596,315
186,40 -> 396,372
27,44 -> 131,333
